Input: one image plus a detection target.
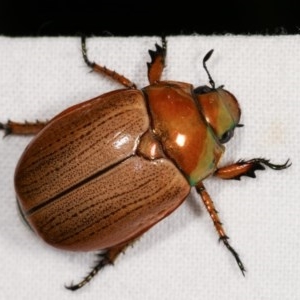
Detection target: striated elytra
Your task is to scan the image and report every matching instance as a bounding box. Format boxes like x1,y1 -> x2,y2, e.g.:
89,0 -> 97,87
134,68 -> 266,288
1,37 -> 290,291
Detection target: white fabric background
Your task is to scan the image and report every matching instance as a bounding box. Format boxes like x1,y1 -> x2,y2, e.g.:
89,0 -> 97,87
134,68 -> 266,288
0,36 -> 299,300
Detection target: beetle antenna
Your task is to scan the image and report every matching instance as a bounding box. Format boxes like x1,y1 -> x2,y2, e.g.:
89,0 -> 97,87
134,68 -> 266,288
203,49 -> 216,89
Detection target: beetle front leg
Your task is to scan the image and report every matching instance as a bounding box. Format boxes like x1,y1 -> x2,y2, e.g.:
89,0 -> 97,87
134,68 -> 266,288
81,36 -> 137,89
0,120 -> 47,136
147,36 -> 167,84
195,181 -> 246,275
65,242 -> 132,291
214,158 -> 291,180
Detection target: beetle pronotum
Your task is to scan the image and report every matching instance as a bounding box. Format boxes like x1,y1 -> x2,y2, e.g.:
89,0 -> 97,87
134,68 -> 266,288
0,37 -> 290,290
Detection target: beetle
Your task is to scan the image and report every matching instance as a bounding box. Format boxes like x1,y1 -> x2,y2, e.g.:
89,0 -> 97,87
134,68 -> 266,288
0,37 -> 290,291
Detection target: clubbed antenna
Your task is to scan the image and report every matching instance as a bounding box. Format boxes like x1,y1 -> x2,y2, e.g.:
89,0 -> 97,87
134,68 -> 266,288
202,49 -> 215,89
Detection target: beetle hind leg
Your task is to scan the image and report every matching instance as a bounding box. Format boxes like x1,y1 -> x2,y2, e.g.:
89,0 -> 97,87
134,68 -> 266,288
65,243 -> 129,291
81,36 -> 137,89
0,120 -> 47,136
196,182 -> 246,275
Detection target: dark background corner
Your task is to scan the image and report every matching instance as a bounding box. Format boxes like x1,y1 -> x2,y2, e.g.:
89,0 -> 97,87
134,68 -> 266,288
0,1 -> 299,36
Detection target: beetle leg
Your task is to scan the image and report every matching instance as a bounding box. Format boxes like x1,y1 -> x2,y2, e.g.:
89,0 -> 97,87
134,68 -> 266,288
0,120 -> 47,136
214,158 -> 291,180
195,181 -> 246,275
147,36 -> 167,84
65,242 -> 131,291
81,36 -> 137,89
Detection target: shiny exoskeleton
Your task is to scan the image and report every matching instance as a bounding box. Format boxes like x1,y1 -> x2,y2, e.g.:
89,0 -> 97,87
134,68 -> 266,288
0,37 -> 290,291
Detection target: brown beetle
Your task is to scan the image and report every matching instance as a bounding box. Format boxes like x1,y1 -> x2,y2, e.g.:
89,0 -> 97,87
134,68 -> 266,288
0,37 -> 290,290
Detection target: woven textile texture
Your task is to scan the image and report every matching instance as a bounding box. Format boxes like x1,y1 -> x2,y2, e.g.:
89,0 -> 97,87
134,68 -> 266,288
0,36 -> 299,300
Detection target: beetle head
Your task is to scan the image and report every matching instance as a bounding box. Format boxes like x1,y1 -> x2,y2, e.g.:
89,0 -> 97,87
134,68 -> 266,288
194,50 -> 241,143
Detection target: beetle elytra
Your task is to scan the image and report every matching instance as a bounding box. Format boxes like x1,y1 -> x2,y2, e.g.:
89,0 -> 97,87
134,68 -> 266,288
0,37 -> 291,291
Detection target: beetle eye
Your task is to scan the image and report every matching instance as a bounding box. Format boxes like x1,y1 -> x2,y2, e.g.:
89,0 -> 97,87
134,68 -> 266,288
194,85 -> 213,95
219,129 -> 234,144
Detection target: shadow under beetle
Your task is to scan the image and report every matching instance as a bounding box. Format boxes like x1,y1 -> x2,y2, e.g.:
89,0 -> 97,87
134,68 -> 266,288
0,37 -> 291,290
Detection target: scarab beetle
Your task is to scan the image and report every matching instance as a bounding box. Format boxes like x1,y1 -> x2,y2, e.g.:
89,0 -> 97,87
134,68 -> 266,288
0,37 -> 290,291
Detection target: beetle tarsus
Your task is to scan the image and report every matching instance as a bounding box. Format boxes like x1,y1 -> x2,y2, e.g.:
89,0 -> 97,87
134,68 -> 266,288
65,253 -> 110,291
65,243 -> 128,291
0,122 -> 11,137
220,236 -> 246,276
81,35 -> 95,68
247,158 -> 292,170
148,36 -> 167,63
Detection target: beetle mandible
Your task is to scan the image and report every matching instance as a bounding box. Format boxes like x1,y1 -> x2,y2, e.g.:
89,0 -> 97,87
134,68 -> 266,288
0,37 -> 291,291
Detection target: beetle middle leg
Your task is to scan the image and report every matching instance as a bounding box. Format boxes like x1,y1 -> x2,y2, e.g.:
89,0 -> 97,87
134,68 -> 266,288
65,241 -> 134,291
195,181 -> 246,275
214,158 -> 291,180
81,36 -> 137,89
0,120 -> 47,136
